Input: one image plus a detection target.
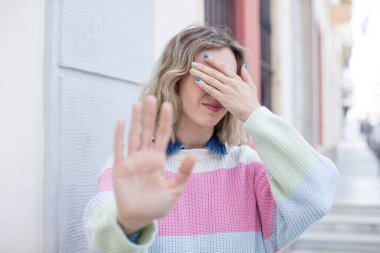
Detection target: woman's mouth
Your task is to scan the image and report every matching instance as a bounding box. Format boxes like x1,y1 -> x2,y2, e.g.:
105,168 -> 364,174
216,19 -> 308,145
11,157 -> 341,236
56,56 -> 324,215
202,103 -> 224,113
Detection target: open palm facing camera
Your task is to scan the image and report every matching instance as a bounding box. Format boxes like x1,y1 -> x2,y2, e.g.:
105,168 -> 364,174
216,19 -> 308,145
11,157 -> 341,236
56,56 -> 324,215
112,96 -> 196,235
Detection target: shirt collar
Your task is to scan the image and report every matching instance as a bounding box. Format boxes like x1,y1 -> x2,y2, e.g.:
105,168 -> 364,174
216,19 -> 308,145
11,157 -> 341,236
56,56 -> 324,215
166,132 -> 227,156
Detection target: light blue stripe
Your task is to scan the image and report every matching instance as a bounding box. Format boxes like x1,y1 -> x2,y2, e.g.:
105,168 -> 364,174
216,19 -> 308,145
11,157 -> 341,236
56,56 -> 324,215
148,231 -> 274,253
273,154 -> 339,248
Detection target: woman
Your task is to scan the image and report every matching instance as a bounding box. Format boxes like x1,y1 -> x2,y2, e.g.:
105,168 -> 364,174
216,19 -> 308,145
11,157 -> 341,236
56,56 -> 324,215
83,25 -> 339,252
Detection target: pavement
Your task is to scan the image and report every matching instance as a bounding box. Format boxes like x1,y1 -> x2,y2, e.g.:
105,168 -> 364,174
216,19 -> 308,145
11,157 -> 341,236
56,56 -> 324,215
334,115 -> 380,205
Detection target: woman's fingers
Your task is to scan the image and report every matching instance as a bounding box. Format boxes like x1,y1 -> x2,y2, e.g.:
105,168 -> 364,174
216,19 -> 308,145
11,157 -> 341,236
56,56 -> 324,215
194,77 -> 223,102
203,53 -> 238,79
190,62 -> 228,84
140,96 -> 157,149
190,68 -> 225,92
154,102 -> 173,152
169,155 -> 196,190
114,120 -> 126,165
127,102 -> 142,156
240,64 -> 255,87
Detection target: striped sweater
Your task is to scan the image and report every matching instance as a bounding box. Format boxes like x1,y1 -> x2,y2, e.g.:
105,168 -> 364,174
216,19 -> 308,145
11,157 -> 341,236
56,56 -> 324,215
83,107 -> 339,252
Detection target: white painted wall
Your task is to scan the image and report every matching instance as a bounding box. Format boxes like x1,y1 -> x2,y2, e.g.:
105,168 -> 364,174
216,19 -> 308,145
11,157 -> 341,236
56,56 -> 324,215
314,0 -> 343,151
0,0 -> 45,252
45,1 -> 155,252
270,0 -> 294,123
154,0 -> 205,60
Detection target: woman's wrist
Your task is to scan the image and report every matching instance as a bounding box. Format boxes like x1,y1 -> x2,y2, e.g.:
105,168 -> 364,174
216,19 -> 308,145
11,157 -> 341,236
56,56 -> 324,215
241,102 -> 261,122
117,211 -> 150,236
117,219 -> 139,236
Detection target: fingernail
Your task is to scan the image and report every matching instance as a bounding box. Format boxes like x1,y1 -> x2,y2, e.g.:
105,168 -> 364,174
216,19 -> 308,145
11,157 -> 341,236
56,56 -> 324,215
203,53 -> 209,59
191,62 -> 197,67
190,68 -> 196,74
244,63 -> 248,70
195,77 -> 201,82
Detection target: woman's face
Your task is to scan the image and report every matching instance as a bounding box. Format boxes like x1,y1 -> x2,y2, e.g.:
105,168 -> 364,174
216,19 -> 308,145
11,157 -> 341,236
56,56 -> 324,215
177,47 -> 238,130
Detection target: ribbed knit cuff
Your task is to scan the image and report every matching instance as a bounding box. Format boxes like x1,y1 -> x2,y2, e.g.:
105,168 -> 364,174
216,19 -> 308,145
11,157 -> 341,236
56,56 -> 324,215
92,203 -> 157,253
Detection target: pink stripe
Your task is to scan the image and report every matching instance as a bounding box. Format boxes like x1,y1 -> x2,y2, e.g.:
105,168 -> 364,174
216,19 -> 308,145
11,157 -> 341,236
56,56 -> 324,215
97,168 -> 113,193
157,162 -> 275,239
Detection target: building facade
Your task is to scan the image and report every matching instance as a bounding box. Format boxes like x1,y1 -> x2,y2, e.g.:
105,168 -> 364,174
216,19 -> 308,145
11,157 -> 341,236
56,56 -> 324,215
271,0 -> 349,157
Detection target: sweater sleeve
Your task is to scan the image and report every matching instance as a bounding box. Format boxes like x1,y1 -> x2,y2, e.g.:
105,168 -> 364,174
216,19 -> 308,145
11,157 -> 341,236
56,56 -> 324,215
243,107 -> 339,250
82,156 -> 157,253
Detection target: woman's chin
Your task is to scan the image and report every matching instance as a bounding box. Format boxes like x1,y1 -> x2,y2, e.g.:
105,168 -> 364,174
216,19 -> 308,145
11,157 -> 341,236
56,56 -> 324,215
196,118 -> 222,128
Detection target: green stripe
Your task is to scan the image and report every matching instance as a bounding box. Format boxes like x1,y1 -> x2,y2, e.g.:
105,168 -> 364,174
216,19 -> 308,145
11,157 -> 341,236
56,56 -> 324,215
244,107 -> 317,203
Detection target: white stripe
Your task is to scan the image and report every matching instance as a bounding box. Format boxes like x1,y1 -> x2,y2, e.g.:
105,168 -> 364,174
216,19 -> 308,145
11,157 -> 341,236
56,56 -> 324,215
165,145 -> 263,173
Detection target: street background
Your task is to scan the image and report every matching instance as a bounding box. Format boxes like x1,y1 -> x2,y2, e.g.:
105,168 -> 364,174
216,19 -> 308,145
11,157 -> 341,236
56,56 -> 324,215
0,0 -> 379,252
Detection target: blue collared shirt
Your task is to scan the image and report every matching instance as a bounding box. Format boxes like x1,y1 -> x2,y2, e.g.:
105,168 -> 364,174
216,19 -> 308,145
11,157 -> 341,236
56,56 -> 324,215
166,132 -> 228,156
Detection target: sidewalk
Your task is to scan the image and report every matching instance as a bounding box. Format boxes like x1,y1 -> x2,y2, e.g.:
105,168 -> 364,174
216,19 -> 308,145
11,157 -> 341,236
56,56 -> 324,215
334,115 -> 380,205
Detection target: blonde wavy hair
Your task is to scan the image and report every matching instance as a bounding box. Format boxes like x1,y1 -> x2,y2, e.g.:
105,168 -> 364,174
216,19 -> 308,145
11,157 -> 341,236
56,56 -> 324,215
140,25 -> 248,145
